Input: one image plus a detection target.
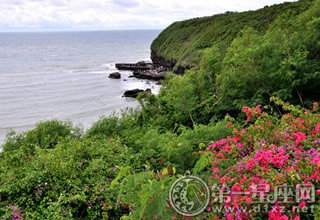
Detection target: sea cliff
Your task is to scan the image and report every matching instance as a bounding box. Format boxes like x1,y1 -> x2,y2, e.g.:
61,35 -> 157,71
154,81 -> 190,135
151,0 -> 312,74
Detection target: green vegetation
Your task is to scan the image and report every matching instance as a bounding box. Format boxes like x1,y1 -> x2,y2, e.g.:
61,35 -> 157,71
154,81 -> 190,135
1,0 -> 320,219
0,116 -> 232,219
151,0 -> 312,72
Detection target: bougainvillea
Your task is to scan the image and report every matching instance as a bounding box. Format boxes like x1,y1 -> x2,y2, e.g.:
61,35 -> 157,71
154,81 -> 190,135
205,100 -> 320,219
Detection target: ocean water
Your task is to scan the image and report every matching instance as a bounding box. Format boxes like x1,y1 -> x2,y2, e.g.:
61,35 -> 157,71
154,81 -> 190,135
0,30 -> 161,145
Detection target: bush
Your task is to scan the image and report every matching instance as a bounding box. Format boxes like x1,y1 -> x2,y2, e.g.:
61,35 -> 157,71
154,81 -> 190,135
0,137 -> 138,219
2,120 -> 81,152
201,99 -> 320,219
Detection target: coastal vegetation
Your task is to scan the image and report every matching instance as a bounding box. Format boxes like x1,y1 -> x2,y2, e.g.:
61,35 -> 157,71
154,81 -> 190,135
151,0 -> 312,72
1,0 -> 320,219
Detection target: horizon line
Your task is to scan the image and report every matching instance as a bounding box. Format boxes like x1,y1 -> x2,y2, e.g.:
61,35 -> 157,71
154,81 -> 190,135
0,28 -> 164,34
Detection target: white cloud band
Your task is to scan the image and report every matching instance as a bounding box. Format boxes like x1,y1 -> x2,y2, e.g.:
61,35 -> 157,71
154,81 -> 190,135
0,0 -> 297,31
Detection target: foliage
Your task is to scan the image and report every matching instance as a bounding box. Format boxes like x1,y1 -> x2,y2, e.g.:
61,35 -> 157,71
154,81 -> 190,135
201,100 -> 320,219
2,120 -> 81,152
1,0 -> 320,219
151,0 -> 312,71
117,172 -> 176,220
218,5 -> 320,111
148,0 -> 320,127
0,116 -> 231,219
0,136 -> 139,219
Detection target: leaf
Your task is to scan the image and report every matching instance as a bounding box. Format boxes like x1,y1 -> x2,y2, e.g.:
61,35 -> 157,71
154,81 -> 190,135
111,166 -> 132,189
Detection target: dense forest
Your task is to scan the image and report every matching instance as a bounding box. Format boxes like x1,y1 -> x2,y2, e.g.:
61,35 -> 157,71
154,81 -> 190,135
1,0 -> 320,219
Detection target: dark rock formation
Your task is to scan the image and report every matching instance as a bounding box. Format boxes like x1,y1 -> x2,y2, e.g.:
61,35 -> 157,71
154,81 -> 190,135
123,88 -> 152,98
108,72 -> 121,79
151,51 -> 188,75
115,61 -> 166,80
151,51 -> 175,69
175,65 -> 190,75
123,89 -> 144,98
115,61 -> 153,71
133,69 -> 165,80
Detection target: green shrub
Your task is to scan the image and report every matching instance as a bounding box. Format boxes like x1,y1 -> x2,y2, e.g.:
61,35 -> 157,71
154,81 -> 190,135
0,137 -> 138,219
2,120 -> 81,152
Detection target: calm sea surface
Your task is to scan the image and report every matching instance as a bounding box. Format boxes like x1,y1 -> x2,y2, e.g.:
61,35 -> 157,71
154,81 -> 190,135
0,30 -> 161,145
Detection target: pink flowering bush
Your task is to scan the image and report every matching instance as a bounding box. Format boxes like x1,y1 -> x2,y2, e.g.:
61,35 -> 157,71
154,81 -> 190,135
203,99 -> 320,219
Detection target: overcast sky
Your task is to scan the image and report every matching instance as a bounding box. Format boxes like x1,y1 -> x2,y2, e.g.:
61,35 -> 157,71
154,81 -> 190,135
0,0 -> 297,32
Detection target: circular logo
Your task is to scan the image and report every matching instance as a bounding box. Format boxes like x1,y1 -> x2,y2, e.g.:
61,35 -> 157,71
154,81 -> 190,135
169,176 -> 210,217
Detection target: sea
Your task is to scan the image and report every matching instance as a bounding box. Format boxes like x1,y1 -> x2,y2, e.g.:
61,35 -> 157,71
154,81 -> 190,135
0,30 -> 162,146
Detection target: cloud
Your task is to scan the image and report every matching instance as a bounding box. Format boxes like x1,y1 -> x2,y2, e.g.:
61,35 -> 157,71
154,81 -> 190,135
112,0 -> 139,8
0,0 -> 298,31
50,0 -> 65,7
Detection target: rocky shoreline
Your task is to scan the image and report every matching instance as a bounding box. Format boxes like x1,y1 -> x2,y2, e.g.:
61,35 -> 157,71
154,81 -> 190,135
122,88 -> 151,98
115,61 -> 166,80
112,61 -> 165,98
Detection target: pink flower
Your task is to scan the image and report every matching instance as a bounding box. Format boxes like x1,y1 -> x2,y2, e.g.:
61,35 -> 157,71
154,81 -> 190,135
268,205 -> 289,220
245,197 -> 253,205
313,102 -> 319,112
11,205 -> 24,220
293,132 -> 306,146
204,103 -> 320,219
298,200 -> 306,208
212,168 -> 219,173
310,155 -> 320,166
311,123 -> 320,135
226,214 -> 235,220
245,158 -> 255,170
207,139 -> 228,151
232,136 -> 241,142
242,105 -> 262,123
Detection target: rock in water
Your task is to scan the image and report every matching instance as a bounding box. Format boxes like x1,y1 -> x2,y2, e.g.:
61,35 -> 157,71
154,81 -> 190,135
123,89 -> 152,98
108,72 -> 121,79
133,70 -> 165,80
123,89 -> 144,98
115,61 -> 166,80
115,61 -> 153,71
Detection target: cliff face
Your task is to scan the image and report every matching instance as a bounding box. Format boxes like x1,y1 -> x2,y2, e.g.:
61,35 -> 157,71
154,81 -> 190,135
150,50 -> 175,70
150,0 -> 312,74
151,51 -> 188,75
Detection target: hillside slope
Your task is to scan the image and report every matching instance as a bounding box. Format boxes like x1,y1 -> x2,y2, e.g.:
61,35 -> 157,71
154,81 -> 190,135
2,0 -> 320,219
151,0 -> 312,73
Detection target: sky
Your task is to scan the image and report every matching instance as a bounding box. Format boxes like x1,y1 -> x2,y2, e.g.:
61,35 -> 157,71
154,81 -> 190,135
0,0 -> 298,32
